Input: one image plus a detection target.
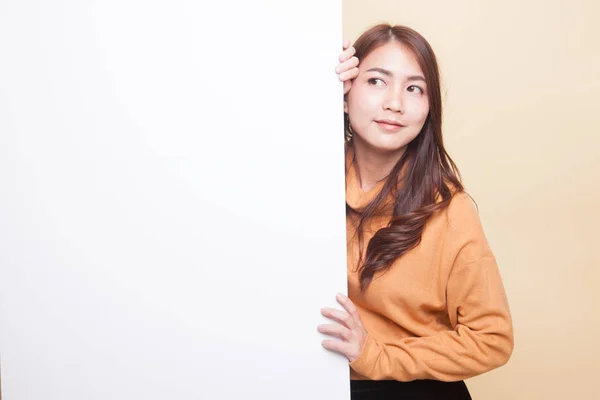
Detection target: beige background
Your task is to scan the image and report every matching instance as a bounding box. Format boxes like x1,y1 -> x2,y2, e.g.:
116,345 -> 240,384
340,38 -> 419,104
344,0 -> 600,399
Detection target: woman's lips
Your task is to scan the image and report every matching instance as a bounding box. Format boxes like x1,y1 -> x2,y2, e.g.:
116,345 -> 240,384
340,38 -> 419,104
375,120 -> 404,132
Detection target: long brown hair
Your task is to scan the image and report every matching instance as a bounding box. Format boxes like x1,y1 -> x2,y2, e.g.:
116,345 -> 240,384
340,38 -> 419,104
346,24 -> 464,291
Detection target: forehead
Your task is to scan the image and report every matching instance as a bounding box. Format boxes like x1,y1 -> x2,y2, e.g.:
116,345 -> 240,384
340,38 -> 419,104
361,42 -> 423,77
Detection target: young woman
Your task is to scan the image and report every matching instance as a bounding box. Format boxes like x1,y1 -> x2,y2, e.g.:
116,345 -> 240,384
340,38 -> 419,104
317,24 -> 514,400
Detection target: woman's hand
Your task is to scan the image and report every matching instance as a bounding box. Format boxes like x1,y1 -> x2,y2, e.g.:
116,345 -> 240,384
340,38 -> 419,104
336,40 -> 359,95
319,293 -> 368,362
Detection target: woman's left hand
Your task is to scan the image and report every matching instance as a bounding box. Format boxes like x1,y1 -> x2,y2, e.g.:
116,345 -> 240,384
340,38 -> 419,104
319,293 -> 368,362
336,40 -> 359,95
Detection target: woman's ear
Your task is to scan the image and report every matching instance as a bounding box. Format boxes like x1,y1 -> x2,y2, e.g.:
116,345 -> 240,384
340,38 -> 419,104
344,96 -> 348,114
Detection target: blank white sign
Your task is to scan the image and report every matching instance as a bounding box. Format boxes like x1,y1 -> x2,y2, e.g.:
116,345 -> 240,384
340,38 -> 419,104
0,1 -> 349,398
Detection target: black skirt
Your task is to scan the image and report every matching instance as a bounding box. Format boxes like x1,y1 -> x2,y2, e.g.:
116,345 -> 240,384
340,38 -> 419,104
351,379 -> 472,400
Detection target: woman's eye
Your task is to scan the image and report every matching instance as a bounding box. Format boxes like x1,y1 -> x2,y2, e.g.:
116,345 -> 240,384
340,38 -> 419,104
407,85 -> 424,94
368,78 -> 385,86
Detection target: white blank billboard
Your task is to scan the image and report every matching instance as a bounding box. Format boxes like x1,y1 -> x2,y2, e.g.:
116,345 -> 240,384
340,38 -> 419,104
0,1 -> 348,398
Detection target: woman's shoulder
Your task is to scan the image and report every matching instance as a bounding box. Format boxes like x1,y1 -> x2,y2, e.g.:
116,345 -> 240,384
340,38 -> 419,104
445,190 -> 480,226
432,183 -> 483,235
446,190 -> 492,251
435,181 -> 475,212
426,187 -> 494,266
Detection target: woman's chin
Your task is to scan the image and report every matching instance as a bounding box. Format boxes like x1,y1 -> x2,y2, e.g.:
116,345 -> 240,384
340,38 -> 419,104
359,136 -> 409,155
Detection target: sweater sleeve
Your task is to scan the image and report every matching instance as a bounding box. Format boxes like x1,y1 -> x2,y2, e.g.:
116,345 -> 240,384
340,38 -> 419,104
349,193 -> 514,382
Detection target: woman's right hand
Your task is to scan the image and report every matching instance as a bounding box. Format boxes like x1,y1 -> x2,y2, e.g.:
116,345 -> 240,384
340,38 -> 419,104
336,40 -> 359,95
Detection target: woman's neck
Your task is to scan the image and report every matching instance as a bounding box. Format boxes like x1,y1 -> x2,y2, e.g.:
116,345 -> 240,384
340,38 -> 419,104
352,139 -> 407,192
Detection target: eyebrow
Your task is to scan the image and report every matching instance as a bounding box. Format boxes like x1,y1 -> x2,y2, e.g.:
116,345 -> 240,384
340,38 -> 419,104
366,67 -> 426,82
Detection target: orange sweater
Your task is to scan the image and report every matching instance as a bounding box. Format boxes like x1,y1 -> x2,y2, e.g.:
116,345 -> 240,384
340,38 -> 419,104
345,148 -> 514,382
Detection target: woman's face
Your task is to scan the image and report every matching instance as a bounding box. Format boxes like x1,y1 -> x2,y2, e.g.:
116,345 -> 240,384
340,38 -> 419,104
345,41 -> 430,154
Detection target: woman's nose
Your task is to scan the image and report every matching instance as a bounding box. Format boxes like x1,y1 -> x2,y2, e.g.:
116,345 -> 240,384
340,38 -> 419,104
383,87 -> 404,114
